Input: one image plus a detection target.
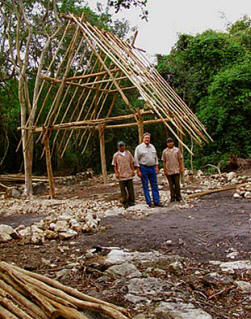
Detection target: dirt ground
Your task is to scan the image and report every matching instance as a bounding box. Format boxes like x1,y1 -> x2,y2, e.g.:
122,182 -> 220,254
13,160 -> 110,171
0,178 -> 250,267
0,175 -> 250,319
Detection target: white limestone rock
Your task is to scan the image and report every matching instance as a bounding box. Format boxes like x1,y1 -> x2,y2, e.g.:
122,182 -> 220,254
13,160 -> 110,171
106,262 -> 141,279
235,280 -> 251,293
0,224 -> 16,242
154,302 -> 212,319
244,191 -> 251,199
220,260 -> 251,272
58,229 -> 78,240
52,220 -> 69,232
226,171 -> 236,181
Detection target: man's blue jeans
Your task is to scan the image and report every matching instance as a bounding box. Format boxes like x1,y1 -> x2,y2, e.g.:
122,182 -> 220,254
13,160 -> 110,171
140,165 -> 160,205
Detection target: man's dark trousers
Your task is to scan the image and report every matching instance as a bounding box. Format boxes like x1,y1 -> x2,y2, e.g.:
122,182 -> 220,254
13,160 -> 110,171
167,173 -> 181,201
140,165 -> 160,205
119,179 -> 135,207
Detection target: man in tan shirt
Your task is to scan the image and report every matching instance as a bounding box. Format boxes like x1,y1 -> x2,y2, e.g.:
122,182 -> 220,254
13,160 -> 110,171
112,141 -> 135,208
162,137 -> 183,202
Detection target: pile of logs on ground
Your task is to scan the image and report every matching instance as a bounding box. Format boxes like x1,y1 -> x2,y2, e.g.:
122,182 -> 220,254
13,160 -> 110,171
0,262 -> 130,319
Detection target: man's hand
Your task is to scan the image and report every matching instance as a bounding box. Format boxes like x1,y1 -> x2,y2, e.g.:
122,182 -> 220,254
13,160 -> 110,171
155,165 -> 159,174
132,170 -> 135,176
115,172 -> 120,179
137,168 -> 142,178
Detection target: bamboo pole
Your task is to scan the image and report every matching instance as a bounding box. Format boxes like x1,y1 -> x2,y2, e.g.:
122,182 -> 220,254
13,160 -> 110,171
177,121 -> 185,184
42,129 -> 55,199
82,23 -> 199,151
30,109 -> 153,132
136,108 -> 144,143
71,15 -> 136,116
66,67 -> 120,80
98,124 -> 107,183
188,184 -> 243,198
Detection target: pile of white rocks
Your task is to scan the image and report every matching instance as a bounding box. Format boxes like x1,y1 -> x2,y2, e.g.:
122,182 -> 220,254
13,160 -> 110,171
55,169 -> 93,185
233,182 -> 251,199
0,197 -> 124,244
181,170 -> 251,196
0,208 -> 101,244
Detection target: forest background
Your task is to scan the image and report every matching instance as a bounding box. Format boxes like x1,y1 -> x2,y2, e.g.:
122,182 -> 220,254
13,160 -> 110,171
0,0 -> 250,177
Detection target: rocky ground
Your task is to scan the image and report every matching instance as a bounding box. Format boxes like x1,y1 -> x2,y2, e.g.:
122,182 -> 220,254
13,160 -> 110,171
0,169 -> 250,319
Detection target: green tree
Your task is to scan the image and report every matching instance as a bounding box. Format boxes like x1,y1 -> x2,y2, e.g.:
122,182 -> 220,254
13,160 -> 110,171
196,55 -> 251,164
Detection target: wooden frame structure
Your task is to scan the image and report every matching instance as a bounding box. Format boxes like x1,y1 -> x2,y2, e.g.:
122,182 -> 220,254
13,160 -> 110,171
21,13 -> 212,198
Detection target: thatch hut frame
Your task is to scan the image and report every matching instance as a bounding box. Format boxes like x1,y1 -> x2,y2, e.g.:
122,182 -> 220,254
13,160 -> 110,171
20,13 -> 212,198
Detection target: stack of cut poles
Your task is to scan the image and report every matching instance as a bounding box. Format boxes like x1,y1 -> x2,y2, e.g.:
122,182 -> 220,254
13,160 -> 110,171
0,262 -> 130,319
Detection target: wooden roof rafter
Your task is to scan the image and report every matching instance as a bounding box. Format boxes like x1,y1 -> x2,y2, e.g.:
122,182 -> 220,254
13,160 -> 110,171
22,13 -> 212,160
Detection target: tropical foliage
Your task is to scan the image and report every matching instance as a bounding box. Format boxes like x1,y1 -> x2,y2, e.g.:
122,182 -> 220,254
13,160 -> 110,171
157,16 -> 251,169
0,1 -> 250,176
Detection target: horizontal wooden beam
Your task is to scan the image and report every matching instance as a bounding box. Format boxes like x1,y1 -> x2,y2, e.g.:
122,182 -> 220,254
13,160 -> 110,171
40,75 -> 128,87
20,109 -> 155,132
66,68 -> 121,80
33,117 -> 170,133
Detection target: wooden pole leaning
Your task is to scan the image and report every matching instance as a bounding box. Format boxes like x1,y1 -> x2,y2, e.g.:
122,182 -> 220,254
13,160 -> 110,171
98,124 -> 107,183
42,127 -> 55,198
177,122 -> 185,184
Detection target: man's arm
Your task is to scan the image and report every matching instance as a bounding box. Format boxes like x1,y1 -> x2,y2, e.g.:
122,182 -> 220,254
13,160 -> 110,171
153,145 -> 159,174
134,146 -> 142,177
113,164 -> 119,179
130,162 -> 135,176
178,149 -> 183,174
163,160 -> 167,176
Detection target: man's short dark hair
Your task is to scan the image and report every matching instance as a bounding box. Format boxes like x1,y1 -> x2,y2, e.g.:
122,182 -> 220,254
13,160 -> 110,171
166,137 -> 174,143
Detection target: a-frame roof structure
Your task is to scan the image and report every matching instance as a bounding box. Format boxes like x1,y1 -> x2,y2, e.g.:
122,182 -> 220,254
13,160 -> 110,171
27,13 -> 212,159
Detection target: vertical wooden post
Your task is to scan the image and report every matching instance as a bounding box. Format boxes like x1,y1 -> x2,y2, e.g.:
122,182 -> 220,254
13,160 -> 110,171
177,124 -> 185,184
136,108 -> 144,143
43,128 -> 55,198
98,124 -> 107,183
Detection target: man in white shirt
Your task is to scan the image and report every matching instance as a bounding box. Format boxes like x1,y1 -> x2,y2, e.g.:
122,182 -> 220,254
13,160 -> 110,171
134,133 -> 162,208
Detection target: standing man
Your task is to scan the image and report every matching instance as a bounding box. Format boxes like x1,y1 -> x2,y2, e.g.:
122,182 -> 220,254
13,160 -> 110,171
112,141 -> 135,209
162,137 -> 183,202
134,132 -> 162,208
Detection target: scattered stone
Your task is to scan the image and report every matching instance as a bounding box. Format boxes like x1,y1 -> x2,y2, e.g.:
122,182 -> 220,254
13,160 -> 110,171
244,191 -> 251,199
133,314 -> 146,319
11,188 -> 21,198
106,262 -> 141,279
233,193 -> 242,199
0,224 -> 17,242
33,182 -> 47,195
235,281 -> 251,293
154,302 -> 212,319
126,277 -> 166,301
226,171 -> 236,181
58,230 -> 78,240
168,261 -> 183,275
220,260 -> 251,272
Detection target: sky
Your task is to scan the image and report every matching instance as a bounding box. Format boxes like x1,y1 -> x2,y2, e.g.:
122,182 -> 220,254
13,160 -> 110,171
89,0 -> 251,56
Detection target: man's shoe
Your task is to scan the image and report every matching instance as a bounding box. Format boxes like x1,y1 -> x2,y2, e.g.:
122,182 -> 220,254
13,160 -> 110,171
154,203 -> 164,207
128,202 -> 136,206
123,203 -> 129,209
148,203 -> 155,208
